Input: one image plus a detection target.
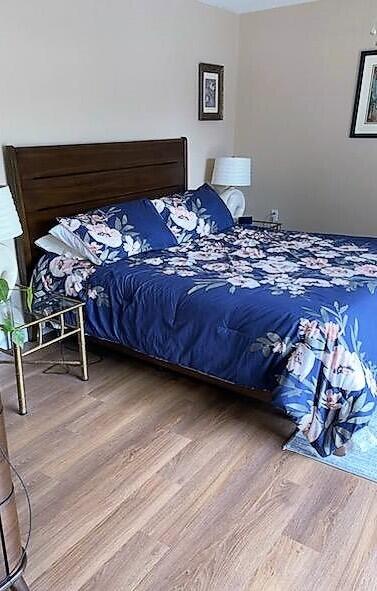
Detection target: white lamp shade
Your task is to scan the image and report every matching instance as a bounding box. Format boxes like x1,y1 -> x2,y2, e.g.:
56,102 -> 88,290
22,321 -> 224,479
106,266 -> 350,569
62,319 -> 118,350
0,186 -> 22,241
212,157 -> 251,187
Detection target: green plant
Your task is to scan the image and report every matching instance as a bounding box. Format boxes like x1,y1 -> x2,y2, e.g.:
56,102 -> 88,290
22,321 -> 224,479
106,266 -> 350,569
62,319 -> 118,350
0,278 -> 33,348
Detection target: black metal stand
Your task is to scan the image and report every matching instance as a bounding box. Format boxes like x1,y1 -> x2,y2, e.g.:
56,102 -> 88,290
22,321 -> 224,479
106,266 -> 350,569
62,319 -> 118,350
0,553 -> 29,590
0,397 -> 30,591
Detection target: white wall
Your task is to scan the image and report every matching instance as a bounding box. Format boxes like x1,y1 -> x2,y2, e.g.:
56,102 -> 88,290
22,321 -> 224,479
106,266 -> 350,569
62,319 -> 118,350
235,0 -> 377,235
0,0 -> 239,187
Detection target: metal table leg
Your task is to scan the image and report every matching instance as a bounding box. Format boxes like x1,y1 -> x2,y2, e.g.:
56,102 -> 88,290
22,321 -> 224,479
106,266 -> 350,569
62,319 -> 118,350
77,307 -> 88,382
12,344 -> 26,416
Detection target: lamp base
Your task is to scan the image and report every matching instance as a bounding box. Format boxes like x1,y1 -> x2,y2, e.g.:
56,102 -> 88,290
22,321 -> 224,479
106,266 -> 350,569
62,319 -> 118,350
218,187 -> 246,220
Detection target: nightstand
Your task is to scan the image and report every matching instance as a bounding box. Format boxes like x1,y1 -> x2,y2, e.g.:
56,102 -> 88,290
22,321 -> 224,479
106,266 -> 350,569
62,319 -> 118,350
0,288 -> 88,415
238,216 -> 282,231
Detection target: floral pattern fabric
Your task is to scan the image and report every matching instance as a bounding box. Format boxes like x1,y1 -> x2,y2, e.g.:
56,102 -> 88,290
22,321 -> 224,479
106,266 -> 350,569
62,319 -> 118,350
152,183 -> 234,244
129,225 -> 377,297
32,225 -> 377,456
56,198 -> 177,265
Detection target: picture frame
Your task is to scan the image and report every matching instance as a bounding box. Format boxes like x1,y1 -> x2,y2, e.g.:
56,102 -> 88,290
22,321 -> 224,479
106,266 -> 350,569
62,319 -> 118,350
350,50 -> 377,138
198,63 -> 224,121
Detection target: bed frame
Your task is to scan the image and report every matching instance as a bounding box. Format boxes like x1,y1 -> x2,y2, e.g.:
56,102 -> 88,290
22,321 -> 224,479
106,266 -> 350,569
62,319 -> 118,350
3,137 -> 272,403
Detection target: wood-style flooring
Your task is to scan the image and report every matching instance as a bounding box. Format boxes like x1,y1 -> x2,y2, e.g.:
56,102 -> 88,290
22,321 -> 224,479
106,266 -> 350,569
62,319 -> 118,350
0,344 -> 376,591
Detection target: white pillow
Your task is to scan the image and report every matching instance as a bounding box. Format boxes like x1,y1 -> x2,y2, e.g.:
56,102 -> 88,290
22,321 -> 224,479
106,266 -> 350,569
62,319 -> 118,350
48,224 -> 100,264
35,233 -> 85,259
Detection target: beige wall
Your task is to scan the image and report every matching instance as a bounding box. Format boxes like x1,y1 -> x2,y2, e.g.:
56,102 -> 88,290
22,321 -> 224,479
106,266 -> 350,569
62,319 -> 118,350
235,0 -> 377,235
4,0 -> 376,236
0,0 -> 239,188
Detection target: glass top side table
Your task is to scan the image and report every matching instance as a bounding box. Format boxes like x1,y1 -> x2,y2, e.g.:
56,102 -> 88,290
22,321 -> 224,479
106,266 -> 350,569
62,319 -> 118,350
0,287 -> 88,415
238,216 -> 282,231
251,219 -> 282,231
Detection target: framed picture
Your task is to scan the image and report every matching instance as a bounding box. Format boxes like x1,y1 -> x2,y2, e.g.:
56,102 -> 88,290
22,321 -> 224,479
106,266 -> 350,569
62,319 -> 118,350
351,50 -> 377,137
198,63 -> 224,121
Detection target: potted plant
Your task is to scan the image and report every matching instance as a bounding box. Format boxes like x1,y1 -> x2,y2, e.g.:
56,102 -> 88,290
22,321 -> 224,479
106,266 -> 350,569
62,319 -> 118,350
0,278 -> 33,348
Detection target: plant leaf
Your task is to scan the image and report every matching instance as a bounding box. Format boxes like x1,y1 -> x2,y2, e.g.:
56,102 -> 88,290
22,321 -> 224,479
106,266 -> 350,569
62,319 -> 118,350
0,278 -> 9,303
26,286 -> 33,312
11,329 -> 25,348
0,313 -> 13,333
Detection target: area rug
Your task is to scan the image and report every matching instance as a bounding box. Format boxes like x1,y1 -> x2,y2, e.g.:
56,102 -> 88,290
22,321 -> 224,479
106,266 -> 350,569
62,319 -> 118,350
284,411 -> 377,483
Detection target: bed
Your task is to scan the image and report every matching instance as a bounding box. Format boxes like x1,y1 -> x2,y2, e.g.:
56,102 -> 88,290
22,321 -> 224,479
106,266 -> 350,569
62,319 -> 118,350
5,138 -> 377,457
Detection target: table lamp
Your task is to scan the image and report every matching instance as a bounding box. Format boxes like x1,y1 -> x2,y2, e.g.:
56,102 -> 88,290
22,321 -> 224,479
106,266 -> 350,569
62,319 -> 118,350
211,156 -> 251,219
0,186 -> 23,292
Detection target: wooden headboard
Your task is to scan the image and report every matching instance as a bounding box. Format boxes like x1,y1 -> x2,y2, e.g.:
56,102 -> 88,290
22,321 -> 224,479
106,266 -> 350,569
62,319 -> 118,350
4,137 -> 188,284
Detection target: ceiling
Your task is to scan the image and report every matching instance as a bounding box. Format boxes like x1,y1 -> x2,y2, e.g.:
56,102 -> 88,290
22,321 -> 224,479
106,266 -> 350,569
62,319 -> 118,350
198,0 -> 317,14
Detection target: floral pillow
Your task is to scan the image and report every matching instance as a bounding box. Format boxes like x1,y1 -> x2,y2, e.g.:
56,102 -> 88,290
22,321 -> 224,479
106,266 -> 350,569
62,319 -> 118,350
152,183 -> 234,244
51,199 -> 178,265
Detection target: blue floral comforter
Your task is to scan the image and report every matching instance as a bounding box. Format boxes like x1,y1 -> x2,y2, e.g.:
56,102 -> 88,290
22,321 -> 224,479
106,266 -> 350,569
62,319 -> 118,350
32,226 -> 377,456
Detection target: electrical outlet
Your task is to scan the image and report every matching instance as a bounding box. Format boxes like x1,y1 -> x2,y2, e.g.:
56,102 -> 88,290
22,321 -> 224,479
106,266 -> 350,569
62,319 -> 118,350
270,209 -> 279,223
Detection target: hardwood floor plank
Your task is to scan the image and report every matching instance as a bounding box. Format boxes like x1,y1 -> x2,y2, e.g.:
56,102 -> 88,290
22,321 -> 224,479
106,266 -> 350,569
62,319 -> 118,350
136,466 -> 304,590
248,534 -> 319,591
284,468 -> 359,552
28,428 -> 190,583
348,547 -> 377,591
79,531 -> 169,591
306,479 -> 377,591
0,345 -> 375,591
42,390 -> 191,481
31,476 -> 177,591
144,423 -> 265,546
